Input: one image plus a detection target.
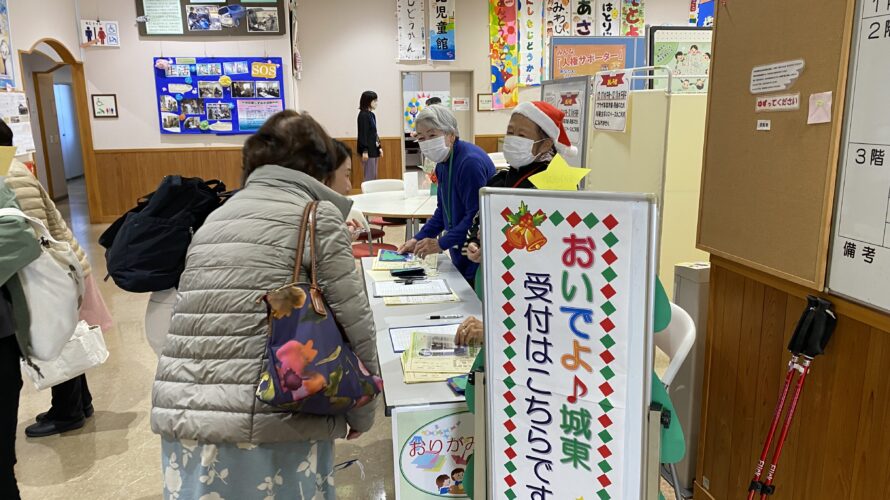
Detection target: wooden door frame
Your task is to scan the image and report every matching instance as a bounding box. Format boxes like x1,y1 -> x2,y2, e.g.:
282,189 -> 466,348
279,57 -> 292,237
19,39 -> 100,221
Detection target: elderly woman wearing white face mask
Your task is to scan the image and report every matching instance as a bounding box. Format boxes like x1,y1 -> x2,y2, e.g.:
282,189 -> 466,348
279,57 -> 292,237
398,105 -> 496,285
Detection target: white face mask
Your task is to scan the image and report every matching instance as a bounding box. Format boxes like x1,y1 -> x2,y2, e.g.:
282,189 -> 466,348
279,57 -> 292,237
419,135 -> 451,163
503,135 -> 545,168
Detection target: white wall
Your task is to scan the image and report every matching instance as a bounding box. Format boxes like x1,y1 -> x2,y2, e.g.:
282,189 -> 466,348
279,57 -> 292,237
296,0 -> 692,140
8,0 -> 80,80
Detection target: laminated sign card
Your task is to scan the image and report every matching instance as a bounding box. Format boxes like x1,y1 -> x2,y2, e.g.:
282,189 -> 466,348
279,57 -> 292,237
481,188 -> 655,500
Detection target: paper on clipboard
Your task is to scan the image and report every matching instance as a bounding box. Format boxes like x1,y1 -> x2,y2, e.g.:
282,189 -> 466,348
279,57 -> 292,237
372,279 -> 451,297
389,323 -> 461,353
383,292 -> 459,306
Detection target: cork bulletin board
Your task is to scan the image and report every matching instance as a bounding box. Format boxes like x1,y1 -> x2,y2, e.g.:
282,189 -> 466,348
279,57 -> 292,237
695,0 -> 857,289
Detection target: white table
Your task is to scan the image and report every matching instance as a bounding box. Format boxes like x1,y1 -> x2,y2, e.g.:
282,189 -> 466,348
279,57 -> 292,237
349,192 -> 437,235
362,256 -> 482,414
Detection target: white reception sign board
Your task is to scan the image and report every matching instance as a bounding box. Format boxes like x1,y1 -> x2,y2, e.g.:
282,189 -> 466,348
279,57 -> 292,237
480,188 -> 656,500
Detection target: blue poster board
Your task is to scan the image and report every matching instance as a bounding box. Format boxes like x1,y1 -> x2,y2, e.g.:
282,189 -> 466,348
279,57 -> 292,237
153,56 -> 285,135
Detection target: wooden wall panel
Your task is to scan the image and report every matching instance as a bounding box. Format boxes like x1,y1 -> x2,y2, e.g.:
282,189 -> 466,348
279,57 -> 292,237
696,256 -> 890,500
474,134 -> 503,153
90,137 -> 403,223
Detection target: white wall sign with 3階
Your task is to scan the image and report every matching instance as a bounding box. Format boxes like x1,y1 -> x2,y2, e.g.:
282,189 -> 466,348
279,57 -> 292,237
828,0 -> 890,312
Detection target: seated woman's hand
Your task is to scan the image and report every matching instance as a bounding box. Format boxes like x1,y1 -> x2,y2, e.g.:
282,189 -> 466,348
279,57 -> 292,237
455,316 -> 484,346
467,242 -> 481,264
398,238 -> 417,254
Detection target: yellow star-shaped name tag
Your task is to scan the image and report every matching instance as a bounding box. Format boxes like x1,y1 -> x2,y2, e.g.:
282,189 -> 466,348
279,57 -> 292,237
529,154 -> 591,191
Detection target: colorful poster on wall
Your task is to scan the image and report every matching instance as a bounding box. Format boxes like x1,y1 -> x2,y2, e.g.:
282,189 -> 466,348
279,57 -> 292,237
597,0 -> 619,35
481,189 -> 655,500
572,0 -> 596,36
649,27 -> 712,93
398,0 -> 427,61
490,0 -> 520,109
429,0 -> 456,61
543,0 -> 571,82
550,36 -> 646,81
620,0 -> 644,37
552,42 -> 626,79
518,0 -> 545,87
153,56 -> 285,135
0,0 -> 14,89
403,91 -> 451,133
80,20 -> 122,47
392,403 -> 474,499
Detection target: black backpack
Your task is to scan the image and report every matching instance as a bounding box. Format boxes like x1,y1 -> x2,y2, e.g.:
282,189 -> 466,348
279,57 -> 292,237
99,176 -> 229,293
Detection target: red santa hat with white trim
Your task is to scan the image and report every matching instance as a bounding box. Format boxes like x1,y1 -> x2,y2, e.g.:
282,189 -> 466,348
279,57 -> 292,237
512,101 -> 578,158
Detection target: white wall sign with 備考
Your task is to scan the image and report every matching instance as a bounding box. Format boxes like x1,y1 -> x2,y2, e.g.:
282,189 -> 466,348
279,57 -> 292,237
398,0 -> 427,61
828,0 -> 890,313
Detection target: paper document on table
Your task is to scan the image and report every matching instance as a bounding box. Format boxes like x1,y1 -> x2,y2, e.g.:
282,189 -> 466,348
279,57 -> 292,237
402,332 -> 480,375
401,355 -> 452,383
368,269 -> 439,283
383,292 -> 460,306
372,252 -> 437,271
372,279 -> 451,297
389,323 -> 461,353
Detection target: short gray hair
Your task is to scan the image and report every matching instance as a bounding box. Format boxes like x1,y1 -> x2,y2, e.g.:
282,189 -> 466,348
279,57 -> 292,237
415,105 -> 459,136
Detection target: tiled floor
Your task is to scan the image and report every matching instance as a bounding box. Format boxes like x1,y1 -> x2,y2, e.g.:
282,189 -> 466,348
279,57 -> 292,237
14,179 -> 680,499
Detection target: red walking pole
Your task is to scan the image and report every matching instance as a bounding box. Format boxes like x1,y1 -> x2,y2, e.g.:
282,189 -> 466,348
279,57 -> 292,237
746,357 -> 799,500
758,357 -> 811,500
746,296 -> 835,498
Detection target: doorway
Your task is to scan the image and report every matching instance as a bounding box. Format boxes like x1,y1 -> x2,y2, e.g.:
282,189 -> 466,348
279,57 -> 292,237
19,45 -> 93,207
400,70 -> 475,176
54,83 -> 85,181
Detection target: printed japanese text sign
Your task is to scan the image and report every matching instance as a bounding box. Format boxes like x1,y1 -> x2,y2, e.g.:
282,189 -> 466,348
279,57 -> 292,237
593,71 -> 630,132
828,0 -> 890,312
481,188 -> 655,500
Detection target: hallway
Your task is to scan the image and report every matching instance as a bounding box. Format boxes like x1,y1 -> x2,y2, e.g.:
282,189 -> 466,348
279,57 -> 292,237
15,180 -> 393,499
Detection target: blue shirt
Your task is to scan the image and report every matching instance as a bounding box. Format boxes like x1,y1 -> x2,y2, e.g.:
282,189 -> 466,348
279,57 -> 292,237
414,139 -> 496,281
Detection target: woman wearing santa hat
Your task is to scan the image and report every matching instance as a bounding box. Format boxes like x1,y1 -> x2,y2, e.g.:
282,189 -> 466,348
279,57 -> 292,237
462,99 -> 577,297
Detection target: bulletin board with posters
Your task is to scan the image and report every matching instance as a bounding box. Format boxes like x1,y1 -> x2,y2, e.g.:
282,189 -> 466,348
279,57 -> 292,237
549,36 -> 646,85
480,188 -> 657,500
392,403 -> 474,499
135,0 -> 285,37
153,56 -> 285,135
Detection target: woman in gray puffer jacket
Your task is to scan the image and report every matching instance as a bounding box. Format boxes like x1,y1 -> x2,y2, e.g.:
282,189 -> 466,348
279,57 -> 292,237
151,111 -> 379,500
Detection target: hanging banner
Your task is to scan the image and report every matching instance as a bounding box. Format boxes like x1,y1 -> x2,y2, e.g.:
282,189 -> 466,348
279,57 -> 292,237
429,0 -> 456,61
544,0 -> 572,82
398,0 -> 427,61
490,0 -> 520,109
519,0 -> 545,87
572,0 -> 596,36
393,404 -> 474,499
482,189 -> 655,500
597,0 -> 620,36
620,0 -> 644,37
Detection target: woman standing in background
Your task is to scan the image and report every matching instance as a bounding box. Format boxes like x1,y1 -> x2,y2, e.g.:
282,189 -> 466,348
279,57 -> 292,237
356,90 -> 382,182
